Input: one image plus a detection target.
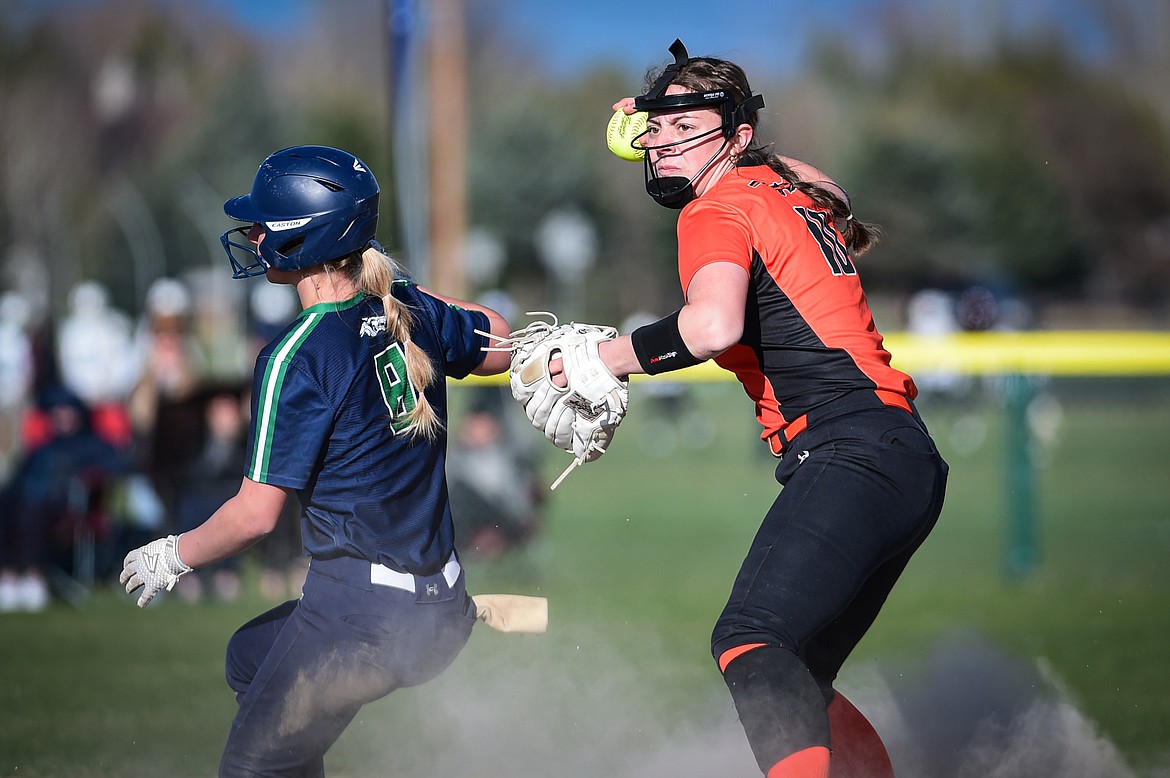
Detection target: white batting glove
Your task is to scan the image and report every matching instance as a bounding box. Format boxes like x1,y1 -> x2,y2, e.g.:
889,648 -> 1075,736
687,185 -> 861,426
120,535 -> 193,608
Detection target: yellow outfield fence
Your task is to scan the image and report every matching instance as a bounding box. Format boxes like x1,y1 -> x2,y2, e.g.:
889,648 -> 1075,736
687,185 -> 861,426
452,330 -> 1170,579
884,331 -> 1170,377
455,330 -> 1170,385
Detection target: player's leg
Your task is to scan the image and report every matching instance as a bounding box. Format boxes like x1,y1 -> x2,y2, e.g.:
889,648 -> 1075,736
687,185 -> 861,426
804,414 -> 947,777
218,560 -> 476,777
712,471 -> 845,778
718,646 -> 896,778
224,599 -> 299,699
720,642 -> 832,777
792,542 -> 927,778
712,408 -> 947,776
826,692 -> 894,778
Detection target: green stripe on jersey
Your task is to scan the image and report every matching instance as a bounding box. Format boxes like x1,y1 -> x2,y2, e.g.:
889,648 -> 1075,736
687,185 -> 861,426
249,312 -> 323,482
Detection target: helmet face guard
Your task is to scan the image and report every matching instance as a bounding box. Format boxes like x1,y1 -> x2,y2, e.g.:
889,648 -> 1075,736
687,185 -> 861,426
220,145 -> 380,278
639,128 -> 730,210
633,39 -> 765,209
221,225 -> 267,279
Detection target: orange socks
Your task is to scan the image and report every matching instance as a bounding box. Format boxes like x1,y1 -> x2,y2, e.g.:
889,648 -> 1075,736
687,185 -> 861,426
719,645 -> 893,777
826,693 -> 894,778
766,745 -> 830,778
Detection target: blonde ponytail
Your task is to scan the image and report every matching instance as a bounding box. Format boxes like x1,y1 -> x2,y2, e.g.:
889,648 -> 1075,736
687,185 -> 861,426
359,245 -> 442,439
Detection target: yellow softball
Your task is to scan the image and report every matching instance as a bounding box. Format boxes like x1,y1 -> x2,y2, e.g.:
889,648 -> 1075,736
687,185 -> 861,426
605,109 -> 648,162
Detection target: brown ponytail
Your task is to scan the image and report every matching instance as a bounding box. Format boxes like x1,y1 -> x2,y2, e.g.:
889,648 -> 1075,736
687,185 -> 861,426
754,151 -> 882,256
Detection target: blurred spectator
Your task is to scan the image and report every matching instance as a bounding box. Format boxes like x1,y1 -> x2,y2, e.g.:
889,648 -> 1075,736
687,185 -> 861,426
0,386 -> 131,612
128,277 -> 208,527
56,281 -> 137,448
955,285 -> 1000,332
131,277 -> 206,403
248,281 -> 300,357
906,288 -> 959,338
905,288 -> 970,398
447,387 -> 544,559
173,384 -> 248,603
0,291 -> 36,479
955,283 -> 1033,333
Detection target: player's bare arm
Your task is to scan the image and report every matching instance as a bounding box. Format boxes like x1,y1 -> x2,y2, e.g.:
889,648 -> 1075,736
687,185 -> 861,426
176,478 -> 287,568
678,261 -> 748,357
596,260 -> 748,380
121,478 -> 287,607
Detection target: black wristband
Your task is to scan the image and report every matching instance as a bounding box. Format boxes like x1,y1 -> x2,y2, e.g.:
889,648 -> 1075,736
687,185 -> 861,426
631,310 -> 703,375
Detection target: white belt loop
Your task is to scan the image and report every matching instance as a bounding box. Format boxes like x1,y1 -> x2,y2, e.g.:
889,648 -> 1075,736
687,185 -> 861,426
442,557 -> 461,588
370,563 -> 416,592
369,553 -> 460,592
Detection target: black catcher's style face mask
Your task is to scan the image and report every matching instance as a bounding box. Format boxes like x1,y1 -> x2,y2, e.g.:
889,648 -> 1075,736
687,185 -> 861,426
633,39 -> 765,209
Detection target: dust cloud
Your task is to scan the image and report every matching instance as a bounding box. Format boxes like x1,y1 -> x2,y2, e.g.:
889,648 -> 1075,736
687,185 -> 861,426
343,624 -> 1155,778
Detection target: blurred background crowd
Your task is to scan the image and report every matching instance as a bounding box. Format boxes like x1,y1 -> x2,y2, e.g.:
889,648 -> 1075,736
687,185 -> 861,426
0,274 -> 309,611
1,0 -> 1168,611
0,272 -> 546,612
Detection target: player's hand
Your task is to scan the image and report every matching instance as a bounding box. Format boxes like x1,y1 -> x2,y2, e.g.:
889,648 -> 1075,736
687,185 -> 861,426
549,357 -> 567,388
120,535 -> 192,608
482,313 -> 629,489
612,97 -> 637,114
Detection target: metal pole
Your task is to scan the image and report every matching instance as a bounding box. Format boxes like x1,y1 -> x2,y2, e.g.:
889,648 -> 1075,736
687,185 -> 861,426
427,0 -> 467,298
1004,372 -> 1038,578
386,0 -> 429,280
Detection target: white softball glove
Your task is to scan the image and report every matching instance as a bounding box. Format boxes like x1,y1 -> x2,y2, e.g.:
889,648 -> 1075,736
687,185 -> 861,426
482,313 -> 629,489
120,534 -> 192,608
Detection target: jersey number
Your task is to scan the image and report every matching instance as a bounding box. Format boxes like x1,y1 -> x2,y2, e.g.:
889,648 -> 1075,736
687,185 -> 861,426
374,343 -> 418,433
794,205 -> 857,276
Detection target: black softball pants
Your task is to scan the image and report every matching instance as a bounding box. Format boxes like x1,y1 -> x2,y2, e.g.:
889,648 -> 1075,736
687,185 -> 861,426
712,403 -> 948,769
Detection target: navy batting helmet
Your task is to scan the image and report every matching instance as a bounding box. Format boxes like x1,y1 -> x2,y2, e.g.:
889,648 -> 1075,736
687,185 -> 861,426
220,145 -> 379,278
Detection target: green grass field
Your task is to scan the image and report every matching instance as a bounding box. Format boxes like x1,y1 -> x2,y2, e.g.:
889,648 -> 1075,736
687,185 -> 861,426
2,378 -> 1168,777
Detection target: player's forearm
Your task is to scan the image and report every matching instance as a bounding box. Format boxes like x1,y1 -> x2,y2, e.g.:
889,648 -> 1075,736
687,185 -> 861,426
604,302 -> 733,379
599,335 -> 643,379
472,307 -> 512,375
176,479 -> 285,568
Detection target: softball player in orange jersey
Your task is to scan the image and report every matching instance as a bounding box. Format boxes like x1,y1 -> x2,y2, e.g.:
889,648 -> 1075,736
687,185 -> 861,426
597,41 -> 949,778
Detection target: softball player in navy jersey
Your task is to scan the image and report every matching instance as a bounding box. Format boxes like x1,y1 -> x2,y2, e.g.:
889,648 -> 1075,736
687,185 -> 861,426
121,145 -> 512,777
590,43 -> 950,777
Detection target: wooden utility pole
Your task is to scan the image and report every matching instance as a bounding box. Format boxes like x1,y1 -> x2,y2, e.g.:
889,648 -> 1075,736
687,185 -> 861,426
427,0 -> 467,297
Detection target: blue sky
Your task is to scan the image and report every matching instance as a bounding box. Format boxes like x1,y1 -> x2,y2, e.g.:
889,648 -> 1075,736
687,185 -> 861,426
499,0 -> 1113,69
190,0 -> 832,75
185,0 -> 1114,79
480,0 -> 830,77
14,0 -> 1115,83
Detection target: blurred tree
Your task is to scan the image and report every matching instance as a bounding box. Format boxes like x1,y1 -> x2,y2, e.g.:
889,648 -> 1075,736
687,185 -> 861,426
1,8 -> 97,318
466,94 -> 597,294
4,0 -> 1168,330
816,33 -> 1169,310
263,2 -> 392,224
1,1 -> 281,316
461,29 -> 680,322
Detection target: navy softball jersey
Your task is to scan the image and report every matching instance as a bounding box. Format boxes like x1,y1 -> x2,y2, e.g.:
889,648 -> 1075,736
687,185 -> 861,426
245,281 -> 488,575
